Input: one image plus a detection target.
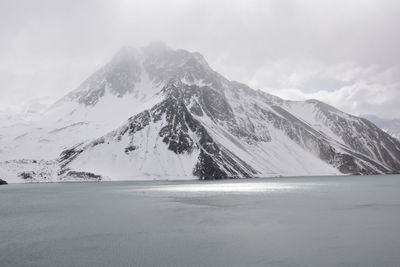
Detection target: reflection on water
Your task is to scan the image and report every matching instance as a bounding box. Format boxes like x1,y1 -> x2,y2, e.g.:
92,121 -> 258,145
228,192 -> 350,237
128,181 -> 308,193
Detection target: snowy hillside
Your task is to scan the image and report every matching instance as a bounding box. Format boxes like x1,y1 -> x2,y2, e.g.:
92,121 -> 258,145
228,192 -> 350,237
1,42 -> 400,183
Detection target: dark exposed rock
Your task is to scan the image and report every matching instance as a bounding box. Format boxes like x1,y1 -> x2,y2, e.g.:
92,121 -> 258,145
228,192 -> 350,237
58,143 -> 85,175
19,171 -> 35,180
124,145 -> 137,154
0,179 -> 7,185
64,171 -> 102,181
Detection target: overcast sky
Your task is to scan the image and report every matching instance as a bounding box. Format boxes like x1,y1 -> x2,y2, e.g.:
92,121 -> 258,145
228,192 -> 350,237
1,0 -> 400,118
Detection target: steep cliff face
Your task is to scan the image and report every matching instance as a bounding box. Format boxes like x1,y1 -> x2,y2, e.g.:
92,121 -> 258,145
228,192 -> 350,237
1,43 -> 400,182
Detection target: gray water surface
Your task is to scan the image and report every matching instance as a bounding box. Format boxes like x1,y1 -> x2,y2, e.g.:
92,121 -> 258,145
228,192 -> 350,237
1,175 -> 400,267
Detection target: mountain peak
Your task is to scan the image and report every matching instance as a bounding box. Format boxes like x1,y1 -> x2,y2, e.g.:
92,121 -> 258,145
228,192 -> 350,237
3,44 -> 400,182
143,40 -> 170,53
54,42 -> 218,109
111,41 -> 172,65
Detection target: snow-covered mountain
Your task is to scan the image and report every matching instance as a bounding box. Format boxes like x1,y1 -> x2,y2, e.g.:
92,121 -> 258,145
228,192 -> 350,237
362,115 -> 400,140
1,42 -> 400,183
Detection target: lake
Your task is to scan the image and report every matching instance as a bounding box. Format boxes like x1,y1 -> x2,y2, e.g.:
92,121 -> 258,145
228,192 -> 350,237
1,175 -> 400,267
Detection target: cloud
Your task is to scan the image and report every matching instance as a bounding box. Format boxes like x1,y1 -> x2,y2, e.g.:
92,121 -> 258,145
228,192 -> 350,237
266,82 -> 400,119
0,0 -> 399,118
250,58 -> 400,118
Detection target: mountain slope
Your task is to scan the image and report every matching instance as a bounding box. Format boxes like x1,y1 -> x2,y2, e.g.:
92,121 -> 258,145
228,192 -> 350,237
59,80 -> 258,180
1,42 -> 400,182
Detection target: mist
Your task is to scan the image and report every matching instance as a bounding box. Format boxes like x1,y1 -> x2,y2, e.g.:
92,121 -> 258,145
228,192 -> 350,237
1,0 -> 400,118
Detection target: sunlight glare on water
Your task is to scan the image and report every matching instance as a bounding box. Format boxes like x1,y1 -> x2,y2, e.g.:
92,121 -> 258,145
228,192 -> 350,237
127,181 -> 307,193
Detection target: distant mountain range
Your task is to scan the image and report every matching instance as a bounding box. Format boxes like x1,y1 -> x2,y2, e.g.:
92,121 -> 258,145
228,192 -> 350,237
362,115 -> 400,140
1,42 -> 400,183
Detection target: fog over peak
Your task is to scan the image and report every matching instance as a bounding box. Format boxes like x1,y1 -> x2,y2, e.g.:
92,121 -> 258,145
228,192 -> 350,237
1,0 -> 400,119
